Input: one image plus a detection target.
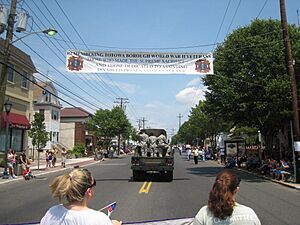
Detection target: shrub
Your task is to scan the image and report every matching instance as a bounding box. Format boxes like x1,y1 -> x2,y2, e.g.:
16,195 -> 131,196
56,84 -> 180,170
0,159 -> 4,168
71,144 -> 85,158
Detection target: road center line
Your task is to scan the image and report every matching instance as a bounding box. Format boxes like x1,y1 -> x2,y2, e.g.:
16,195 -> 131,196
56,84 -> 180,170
139,181 -> 152,194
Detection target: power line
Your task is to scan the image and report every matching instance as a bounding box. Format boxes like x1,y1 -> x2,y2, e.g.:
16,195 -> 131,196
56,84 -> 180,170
226,0 -> 242,36
18,39 -> 112,109
22,1 -> 142,124
256,0 -> 269,19
25,1 -> 120,103
213,0 -> 232,47
114,97 -> 129,111
0,61 -> 97,112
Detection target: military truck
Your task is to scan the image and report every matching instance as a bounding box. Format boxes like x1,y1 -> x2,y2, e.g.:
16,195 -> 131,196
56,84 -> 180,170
131,129 -> 174,181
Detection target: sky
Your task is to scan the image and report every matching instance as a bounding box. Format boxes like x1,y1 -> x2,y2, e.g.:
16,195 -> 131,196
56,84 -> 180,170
1,0 -> 300,137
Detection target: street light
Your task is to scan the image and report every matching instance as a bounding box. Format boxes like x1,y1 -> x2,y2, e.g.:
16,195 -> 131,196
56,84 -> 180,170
2,99 -> 12,179
11,28 -> 58,44
0,26 -> 58,128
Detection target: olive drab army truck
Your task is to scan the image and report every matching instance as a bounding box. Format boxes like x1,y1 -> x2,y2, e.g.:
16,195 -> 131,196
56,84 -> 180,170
131,129 -> 174,181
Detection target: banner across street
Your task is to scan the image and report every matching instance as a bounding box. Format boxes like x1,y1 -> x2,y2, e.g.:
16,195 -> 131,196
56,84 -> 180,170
66,50 -> 213,75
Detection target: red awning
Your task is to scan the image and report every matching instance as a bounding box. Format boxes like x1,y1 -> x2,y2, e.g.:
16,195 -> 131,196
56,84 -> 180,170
1,112 -> 30,130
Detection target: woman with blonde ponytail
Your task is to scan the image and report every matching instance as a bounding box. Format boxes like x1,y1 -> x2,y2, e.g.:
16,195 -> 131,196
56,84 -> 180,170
193,170 -> 261,225
40,168 -> 122,225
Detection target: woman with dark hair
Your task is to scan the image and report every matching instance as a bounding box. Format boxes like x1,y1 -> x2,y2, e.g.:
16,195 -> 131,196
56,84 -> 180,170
40,168 -> 122,225
193,170 -> 261,225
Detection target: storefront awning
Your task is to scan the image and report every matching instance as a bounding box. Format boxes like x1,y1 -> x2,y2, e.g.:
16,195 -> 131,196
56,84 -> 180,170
1,112 -> 30,130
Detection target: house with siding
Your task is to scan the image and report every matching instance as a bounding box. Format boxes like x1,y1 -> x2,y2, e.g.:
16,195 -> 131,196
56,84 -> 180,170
60,107 -> 95,151
0,39 -> 35,155
31,81 -> 62,154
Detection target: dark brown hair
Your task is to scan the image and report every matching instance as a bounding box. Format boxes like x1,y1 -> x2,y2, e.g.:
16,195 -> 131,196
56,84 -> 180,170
208,170 -> 241,219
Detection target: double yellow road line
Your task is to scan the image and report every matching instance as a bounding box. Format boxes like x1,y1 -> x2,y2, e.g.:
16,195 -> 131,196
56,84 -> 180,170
139,181 -> 152,194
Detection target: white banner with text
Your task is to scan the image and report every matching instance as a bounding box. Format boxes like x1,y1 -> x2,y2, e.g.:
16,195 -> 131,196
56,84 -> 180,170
66,50 -> 213,75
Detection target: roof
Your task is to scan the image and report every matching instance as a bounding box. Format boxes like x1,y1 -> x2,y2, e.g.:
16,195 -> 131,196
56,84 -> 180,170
60,107 -> 92,118
0,38 -> 37,73
33,81 -> 54,101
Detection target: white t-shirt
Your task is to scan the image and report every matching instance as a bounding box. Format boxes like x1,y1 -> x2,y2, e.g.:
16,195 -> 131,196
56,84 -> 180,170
40,204 -> 113,225
193,203 -> 261,225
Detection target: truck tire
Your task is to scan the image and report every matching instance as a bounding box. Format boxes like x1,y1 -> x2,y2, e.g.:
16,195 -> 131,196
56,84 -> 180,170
165,171 -> 173,182
133,171 -> 144,181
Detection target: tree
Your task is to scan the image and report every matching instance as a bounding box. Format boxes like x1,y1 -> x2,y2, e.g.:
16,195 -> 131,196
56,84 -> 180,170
177,100 -> 231,148
28,113 -> 49,169
203,19 -> 300,154
87,106 -> 132,154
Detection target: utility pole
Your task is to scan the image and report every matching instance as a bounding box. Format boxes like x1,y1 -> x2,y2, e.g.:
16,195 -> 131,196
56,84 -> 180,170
114,97 -> 129,155
297,9 -> 300,28
114,97 -> 129,111
0,0 -> 17,128
280,0 -> 300,182
137,119 -> 141,130
141,117 -> 147,129
177,113 -> 183,129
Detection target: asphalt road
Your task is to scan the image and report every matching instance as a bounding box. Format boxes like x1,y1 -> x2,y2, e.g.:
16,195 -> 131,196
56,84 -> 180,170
0,153 -> 300,224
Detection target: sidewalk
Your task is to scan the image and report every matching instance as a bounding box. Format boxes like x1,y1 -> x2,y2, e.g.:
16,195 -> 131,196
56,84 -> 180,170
214,160 -> 300,190
0,156 -> 99,185
235,166 -> 300,190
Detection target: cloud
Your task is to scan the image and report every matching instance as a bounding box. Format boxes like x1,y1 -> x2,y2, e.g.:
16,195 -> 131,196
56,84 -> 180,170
175,86 -> 206,105
144,101 -> 164,109
186,77 -> 202,87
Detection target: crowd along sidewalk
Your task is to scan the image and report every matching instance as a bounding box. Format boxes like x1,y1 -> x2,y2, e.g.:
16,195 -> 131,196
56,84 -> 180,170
235,166 -> 300,190
0,156 -> 98,185
213,159 -> 300,190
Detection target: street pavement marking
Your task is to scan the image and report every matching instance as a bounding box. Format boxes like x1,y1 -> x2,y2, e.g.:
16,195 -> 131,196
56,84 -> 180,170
139,181 -> 152,194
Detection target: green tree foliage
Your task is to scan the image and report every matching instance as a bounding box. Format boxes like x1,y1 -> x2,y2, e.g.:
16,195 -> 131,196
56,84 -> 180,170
177,120 -> 195,144
87,106 -> 132,148
203,19 -> 300,151
177,101 -> 231,147
28,113 -> 49,151
87,109 -> 114,138
110,106 -> 132,139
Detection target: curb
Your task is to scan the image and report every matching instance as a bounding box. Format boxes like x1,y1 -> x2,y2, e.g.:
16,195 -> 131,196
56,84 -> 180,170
212,160 -> 300,190
234,166 -> 300,190
0,158 -> 100,185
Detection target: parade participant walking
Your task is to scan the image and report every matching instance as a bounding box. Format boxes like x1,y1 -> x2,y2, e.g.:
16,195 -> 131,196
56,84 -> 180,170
220,148 -> 226,164
193,147 -> 199,164
193,170 -> 261,225
186,145 -> 191,161
40,168 -> 122,225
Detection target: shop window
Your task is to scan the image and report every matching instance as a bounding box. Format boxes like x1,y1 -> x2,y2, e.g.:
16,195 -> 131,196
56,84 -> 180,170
11,129 -> 22,152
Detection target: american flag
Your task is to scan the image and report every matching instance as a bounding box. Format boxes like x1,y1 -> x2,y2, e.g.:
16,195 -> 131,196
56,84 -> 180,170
107,202 -> 116,217
99,202 -> 117,217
